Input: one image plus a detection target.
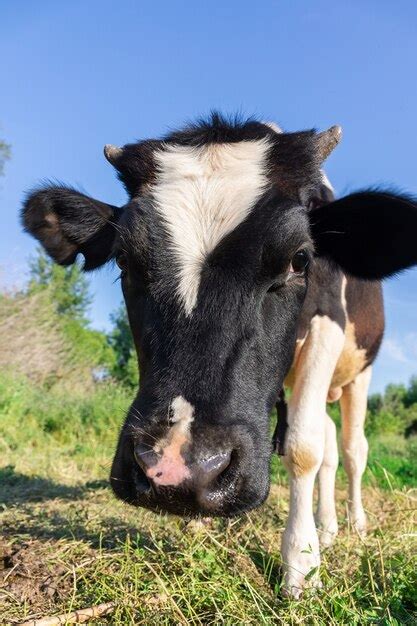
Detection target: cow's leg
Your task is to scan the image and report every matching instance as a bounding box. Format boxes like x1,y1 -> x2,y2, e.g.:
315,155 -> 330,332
339,366 -> 372,535
281,315 -> 344,597
315,414 -> 339,547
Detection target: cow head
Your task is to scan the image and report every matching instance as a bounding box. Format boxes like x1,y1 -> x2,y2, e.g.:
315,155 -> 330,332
22,114 -> 417,516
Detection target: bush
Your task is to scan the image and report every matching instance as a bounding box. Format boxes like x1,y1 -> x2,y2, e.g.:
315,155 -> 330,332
0,370 -> 132,480
0,289 -> 116,388
108,304 -> 138,388
367,433 -> 417,488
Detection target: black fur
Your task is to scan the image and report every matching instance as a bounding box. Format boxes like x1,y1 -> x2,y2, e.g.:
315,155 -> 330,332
22,186 -> 120,270
164,112 -> 278,145
273,389 -> 288,456
310,190 -> 417,279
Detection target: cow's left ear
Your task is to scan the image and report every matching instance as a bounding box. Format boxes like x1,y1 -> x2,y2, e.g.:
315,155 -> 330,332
22,185 -> 122,270
310,190 -> 417,279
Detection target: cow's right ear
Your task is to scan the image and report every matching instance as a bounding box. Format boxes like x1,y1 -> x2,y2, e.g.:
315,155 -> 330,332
310,190 -> 417,279
22,185 -> 122,270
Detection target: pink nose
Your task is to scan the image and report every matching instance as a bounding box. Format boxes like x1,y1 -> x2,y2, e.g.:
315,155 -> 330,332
134,444 -> 231,491
146,453 -> 191,487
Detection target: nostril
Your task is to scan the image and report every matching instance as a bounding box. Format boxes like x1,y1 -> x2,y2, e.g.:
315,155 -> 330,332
196,450 -> 237,511
134,443 -> 158,471
133,443 -> 155,495
198,450 -> 232,484
133,467 -> 152,495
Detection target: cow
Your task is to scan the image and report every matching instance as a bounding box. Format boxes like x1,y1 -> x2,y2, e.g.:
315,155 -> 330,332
21,114 -> 417,597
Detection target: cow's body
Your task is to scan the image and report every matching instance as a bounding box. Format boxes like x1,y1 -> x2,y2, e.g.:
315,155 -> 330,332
21,114 -> 417,597
287,266 -> 384,393
276,264 -> 384,594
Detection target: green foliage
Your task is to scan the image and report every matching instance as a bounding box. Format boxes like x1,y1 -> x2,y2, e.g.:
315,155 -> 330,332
404,375 -> 417,407
108,304 -> 138,387
63,316 -> 116,374
0,370 -> 130,477
328,379 -> 417,489
28,248 -> 92,322
367,378 -> 417,437
25,248 -> 116,377
25,249 -> 140,383
367,433 -> 417,488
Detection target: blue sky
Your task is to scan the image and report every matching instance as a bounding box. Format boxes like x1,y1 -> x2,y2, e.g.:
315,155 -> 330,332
1,0 -> 417,392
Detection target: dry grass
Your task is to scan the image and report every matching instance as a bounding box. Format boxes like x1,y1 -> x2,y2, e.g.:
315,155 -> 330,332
0,292 -> 68,385
0,291 -> 116,397
1,467 -> 416,625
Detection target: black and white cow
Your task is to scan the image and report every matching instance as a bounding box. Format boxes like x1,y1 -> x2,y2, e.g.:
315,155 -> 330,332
22,114 -> 417,596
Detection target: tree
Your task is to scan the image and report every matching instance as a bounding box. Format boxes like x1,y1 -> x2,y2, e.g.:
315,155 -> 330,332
367,378 -> 417,437
26,248 -> 116,376
383,383 -> 407,413
108,304 -> 138,387
367,392 -> 383,414
405,376 -> 417,408
28,248 -> 91,323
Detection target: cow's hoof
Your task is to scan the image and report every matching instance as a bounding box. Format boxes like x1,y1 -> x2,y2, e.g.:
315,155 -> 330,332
352,519 -> 367,538
349,509 -> 367,537
318,528 -> 337,548
281,524 -> 322,598
282,571 -> 322,599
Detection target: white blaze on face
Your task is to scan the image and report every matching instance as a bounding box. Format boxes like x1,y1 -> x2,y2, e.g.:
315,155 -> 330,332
152,139 -> 271,314
169,395 -> 195,432
147,395 -> 195,487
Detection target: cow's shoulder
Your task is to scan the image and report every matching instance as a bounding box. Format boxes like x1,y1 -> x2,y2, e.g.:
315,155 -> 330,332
285,260 -> 384,392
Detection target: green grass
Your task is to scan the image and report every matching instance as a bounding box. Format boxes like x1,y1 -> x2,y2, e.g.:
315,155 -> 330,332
0,371 -> 131,483
367,433 -> 417,489
1,372 -> 417,624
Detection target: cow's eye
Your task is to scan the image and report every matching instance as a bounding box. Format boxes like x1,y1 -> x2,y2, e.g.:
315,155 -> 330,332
116,253 -> 128,272
290,249 -> 309,274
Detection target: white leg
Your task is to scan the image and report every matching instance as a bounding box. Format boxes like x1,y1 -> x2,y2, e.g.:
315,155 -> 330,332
340,366 -> 372,535
282,315 -> 344,597
315,414 -> 339,547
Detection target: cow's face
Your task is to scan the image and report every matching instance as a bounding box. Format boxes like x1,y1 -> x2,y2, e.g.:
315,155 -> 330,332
22,115 -> 417,517
107,120 -> 336,516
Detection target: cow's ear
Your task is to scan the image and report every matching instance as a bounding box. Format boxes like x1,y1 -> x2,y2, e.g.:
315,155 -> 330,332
310,190 -> 417,279
22,185 -> 122,270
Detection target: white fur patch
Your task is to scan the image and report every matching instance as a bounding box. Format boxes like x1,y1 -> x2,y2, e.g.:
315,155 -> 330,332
170,395 -> 195,430
152,140 -> 271,314
153,395 -> 195,454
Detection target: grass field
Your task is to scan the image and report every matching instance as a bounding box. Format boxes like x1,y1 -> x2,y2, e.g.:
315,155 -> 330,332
1,373 -> 417,625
